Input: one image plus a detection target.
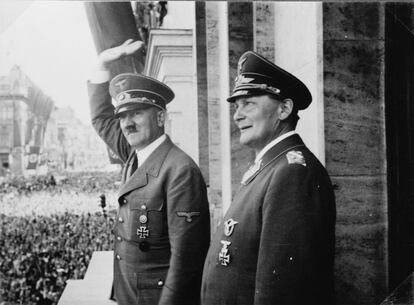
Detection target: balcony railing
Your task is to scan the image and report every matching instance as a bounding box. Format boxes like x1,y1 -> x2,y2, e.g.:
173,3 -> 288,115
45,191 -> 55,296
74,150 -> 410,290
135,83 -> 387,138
58,251 -> 115,305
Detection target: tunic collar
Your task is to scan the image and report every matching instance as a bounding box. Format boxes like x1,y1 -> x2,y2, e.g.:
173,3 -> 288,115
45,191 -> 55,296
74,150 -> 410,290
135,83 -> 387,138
255,131 -> 296,163
136,134 -> 167,168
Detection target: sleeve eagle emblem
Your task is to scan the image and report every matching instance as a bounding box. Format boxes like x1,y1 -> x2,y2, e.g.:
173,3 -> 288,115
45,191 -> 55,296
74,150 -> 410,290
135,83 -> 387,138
176,211 -> 200,223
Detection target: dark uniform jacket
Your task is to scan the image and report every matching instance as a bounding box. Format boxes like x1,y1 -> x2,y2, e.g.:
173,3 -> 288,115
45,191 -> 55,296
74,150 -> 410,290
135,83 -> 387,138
88,82 -> 210,305
201,134 -> 336,305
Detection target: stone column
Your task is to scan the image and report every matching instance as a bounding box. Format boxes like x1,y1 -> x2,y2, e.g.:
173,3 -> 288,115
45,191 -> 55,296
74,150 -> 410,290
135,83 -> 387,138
228,2 -> 254,198
273,2 -> 325,162
11,98 -> 25,175
195,2 -> 209,183
204,2 -> 232,223
253,2 -> 275,62
145,29 -> 199,164
323,3 -> 387,304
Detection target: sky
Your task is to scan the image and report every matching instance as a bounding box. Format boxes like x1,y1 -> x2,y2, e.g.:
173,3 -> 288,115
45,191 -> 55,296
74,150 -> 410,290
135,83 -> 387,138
0,1 -> 98,124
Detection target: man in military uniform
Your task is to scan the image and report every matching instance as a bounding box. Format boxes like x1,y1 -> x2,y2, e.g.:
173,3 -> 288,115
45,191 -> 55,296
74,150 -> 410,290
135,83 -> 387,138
88,39 -> 210,305
201,51 -> 336,305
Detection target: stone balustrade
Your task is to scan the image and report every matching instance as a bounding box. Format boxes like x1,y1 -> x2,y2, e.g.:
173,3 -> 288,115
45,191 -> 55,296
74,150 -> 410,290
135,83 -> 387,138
58,251 -> 115,305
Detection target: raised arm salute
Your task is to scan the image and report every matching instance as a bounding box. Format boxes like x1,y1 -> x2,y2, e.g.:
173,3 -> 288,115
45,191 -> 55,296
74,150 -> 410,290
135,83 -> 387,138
88,39 -> 210,305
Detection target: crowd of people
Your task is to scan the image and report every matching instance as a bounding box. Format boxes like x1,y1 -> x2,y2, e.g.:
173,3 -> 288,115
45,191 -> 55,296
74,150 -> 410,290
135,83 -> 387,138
0,175 -> 57,196
0,211 -> 116,305
0,171 -> 121,198
0,172 -> 121,305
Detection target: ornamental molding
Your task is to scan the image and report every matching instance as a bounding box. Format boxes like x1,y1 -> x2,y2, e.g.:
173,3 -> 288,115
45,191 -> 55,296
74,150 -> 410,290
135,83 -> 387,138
144,29 -> 193,79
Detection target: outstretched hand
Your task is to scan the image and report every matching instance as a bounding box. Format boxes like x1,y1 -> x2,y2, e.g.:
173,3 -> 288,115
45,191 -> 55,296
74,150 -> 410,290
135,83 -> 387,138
97,39 -> 144,70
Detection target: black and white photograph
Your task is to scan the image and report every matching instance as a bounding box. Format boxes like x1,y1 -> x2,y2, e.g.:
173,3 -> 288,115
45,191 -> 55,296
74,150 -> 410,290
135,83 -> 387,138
0,1 -> 413,305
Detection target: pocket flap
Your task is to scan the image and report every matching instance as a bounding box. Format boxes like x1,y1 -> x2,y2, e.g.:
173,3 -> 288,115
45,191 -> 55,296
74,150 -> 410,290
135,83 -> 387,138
136,270 -> 167,289
130,197 -> 163,211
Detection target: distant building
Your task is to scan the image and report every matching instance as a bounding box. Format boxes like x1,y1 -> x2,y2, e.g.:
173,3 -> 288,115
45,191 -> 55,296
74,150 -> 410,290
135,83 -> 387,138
44,106 -> 114,172
0,66 -> 114,176
0,66 -> 38,176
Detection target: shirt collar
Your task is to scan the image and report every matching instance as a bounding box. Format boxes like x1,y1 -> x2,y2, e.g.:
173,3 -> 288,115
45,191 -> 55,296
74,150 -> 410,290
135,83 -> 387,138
255,130 -> 296,163
136,134 -> 167,168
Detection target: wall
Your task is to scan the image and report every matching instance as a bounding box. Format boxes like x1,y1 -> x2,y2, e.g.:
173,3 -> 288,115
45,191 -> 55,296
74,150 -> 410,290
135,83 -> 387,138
274,2 -> 325,163
323,3 -> 388,304
172,4 -> 391,303
145,29 -> 199,165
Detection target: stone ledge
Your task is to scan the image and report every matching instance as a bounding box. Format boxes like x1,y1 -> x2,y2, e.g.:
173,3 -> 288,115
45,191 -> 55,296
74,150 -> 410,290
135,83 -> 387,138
58,251 -> 114,305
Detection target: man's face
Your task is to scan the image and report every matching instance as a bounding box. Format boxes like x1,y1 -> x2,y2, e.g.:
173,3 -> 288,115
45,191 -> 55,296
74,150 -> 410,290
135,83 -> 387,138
119,106 -> 164,150
233,95 -> 282,153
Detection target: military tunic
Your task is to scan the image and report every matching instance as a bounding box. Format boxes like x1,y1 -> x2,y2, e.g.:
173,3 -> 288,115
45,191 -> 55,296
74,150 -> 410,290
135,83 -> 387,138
201,134 -> 336,305
88,81 -> 210,305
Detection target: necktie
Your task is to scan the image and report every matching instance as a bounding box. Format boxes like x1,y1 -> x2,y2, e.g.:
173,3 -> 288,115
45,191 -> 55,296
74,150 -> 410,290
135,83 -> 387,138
126,155 -> 138,181
241,160 -> 262,185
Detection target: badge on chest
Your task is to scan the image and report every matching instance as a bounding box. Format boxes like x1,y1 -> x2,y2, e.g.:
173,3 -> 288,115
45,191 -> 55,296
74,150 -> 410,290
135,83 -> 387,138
219,218 -> 238,266
137,203 -> 149,239
219,240 -> 232,266
224,218 -> 238,236
137,226 -> 149,238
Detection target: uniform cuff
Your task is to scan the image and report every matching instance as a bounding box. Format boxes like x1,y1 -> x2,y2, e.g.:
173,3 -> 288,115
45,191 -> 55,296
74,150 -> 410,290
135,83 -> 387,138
89,70 -> 111,84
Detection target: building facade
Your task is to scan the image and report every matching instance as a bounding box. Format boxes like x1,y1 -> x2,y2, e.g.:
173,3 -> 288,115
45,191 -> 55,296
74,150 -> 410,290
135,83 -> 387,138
0,66 -> 36,176
45,106 -> 113,172
0,66 -> 112,176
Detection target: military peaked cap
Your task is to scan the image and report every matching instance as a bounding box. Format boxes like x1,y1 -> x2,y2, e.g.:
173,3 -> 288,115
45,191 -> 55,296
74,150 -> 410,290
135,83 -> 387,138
227,51 -> 312,110
109,73 -> 174,116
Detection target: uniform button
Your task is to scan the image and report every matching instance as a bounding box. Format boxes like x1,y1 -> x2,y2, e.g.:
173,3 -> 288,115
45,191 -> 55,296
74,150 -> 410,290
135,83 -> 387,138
157,280 -> 164,287
118,217 -> 124,223
116,254 -> 121,260
139,241 -> 150,252
139,214 -> 148,224
123,198 -> 127,204
116,236 -> 122,241
141,204 -> 147,210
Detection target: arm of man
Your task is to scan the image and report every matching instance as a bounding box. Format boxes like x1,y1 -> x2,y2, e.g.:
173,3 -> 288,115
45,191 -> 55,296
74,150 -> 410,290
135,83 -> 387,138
87,39 -> 145,162
88,81 -> 130,162
159,162 -> 210,305
254,163 -> 328,305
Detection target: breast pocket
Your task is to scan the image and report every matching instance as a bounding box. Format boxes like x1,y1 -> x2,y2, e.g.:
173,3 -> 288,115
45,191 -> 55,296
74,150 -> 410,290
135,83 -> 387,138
130,197 -> 164,240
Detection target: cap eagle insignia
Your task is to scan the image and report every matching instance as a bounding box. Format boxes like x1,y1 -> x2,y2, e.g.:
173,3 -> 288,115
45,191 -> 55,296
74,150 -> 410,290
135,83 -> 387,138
235,75 -> 255,87
238,56 -> 247,74
114,78 -> 128,91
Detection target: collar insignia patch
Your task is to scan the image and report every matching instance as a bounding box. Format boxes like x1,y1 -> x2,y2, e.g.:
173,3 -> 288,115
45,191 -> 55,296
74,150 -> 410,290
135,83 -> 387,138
241,160 -> 262,185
